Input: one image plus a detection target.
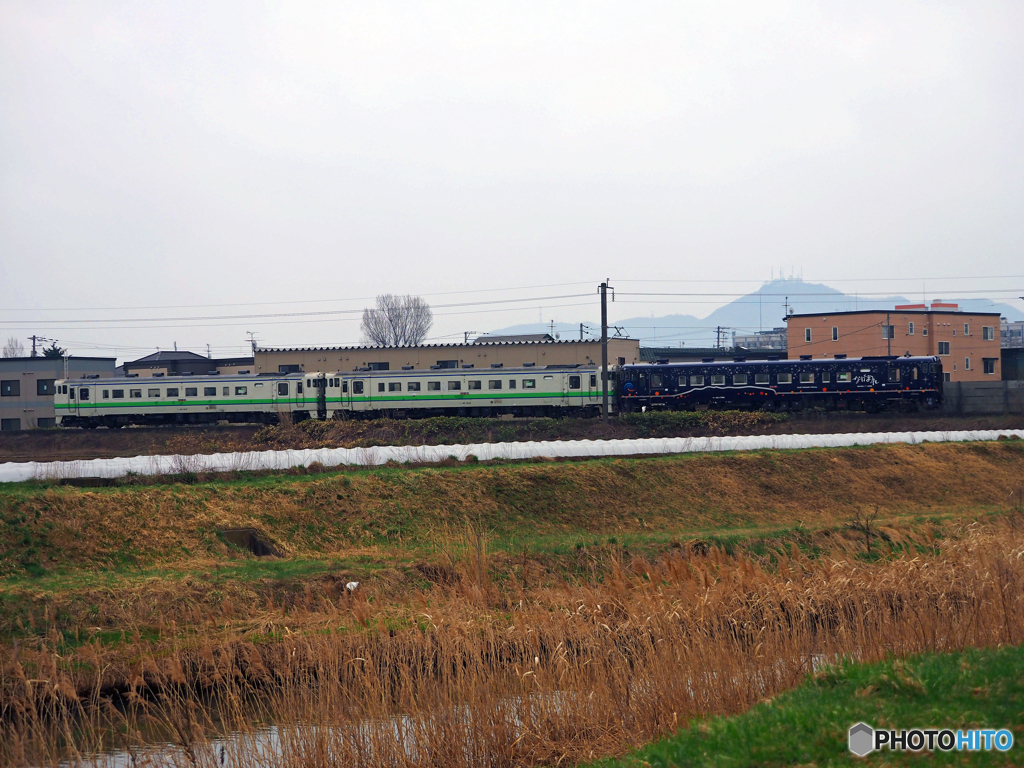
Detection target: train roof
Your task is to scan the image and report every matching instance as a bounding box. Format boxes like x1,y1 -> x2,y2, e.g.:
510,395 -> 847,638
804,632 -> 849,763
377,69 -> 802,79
624,355 -> 939,368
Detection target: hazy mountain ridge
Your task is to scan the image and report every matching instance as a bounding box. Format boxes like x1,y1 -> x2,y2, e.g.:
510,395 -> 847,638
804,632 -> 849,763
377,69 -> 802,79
481,279 -> 1023,347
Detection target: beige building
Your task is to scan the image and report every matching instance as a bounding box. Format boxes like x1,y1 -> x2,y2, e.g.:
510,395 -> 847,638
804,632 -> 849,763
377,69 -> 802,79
1,356 -> 116,430
786,303 -> 1001,382
255,338 -> 641,374
122,351 -> 255,377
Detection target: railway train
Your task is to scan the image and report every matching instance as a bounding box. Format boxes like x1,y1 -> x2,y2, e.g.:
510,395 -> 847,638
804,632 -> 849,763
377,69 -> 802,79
53,355 -> 943,428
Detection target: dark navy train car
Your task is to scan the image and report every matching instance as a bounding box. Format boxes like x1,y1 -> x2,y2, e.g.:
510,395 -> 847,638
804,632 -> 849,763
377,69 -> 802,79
618,356 -> 942,412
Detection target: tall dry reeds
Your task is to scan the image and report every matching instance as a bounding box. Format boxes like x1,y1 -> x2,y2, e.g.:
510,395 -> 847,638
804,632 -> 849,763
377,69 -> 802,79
3,517 -> 1024,767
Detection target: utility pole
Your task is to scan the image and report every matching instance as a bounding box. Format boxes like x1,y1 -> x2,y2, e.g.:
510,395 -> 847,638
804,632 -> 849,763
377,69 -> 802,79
464,331 -> 477,344
886,312 -> 891,356
30,335 -> 37,357
246,331 -> 258,356
599,280 -> 613,422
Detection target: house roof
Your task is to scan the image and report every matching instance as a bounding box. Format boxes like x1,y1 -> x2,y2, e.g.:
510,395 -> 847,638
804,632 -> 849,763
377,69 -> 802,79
259,339 -> 614,353
473,333 -> 555,343
126,351 -> 212,365
787,309 -> 1000,320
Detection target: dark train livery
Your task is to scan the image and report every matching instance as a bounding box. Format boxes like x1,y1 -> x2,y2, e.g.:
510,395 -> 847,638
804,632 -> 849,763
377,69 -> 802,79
619,355 -> 943,412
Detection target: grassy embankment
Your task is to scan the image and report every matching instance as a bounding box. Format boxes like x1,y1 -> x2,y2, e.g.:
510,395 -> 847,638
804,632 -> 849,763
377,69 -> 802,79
1,439 -> 1023,765
589,644 -> 1024,767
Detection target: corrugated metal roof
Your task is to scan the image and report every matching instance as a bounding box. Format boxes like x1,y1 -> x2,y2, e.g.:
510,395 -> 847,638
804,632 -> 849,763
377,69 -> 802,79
260,339 -> 608,353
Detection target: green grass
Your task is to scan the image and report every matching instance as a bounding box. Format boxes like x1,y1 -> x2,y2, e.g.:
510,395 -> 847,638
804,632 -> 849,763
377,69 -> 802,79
588,645 -> 1024,767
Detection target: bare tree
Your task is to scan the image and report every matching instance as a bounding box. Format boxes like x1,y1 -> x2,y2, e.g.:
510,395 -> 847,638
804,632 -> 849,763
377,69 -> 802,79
360,295 -> 433,346
2,337 -> 24,358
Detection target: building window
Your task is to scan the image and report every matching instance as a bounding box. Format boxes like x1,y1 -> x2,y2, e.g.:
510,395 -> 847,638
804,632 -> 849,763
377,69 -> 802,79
388,382 -> 401,392
943,372 -> 951,382
983,358 -> 997,375
468,380 -> 482,390
938,341 -> 950,355
489,380 -> 503,390
882,325 -> 895,339
436,360 -> 458,369
908,322 -> 914,335
428,381 -> 440,391
113,389 -> 124,399
733,374 -> 747,385
448,381 -> 461,390
278,364 -> 301,373
964,358 -> 970,371
407,381 -> 421,392
37,418 -> 55,429
804,328 -> 811,342
37,379 -> 55,396
166,388 -> 180,397
982,326 -> 995,341
0,418 -> 21,432
368,362 -> 389,371
235,386 -> 247,395
185,387 -> 197,397
1,380 -> 20,397
964,323 -> 970,335
832,327 -> 838,341
923,328 -> 928,336
523,379 -> 536,389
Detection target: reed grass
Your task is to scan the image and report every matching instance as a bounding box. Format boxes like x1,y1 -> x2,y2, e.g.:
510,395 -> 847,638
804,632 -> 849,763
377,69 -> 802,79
3,512 -> 1024,767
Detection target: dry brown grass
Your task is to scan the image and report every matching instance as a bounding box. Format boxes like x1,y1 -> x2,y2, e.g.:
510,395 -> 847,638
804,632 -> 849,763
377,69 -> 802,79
3,513 -> 1024,767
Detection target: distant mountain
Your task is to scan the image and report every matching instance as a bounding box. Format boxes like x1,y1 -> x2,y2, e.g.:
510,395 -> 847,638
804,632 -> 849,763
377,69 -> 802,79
483,279 -> 1023,348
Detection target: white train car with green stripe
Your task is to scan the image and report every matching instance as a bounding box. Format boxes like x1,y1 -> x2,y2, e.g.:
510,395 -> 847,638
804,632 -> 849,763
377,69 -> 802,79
54,365 -> 609,427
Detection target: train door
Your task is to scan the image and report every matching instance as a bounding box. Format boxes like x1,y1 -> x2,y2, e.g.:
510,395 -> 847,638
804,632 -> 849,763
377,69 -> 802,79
66,384 -> 80,418
293,378 -> 303,410
351,379 -> 367,413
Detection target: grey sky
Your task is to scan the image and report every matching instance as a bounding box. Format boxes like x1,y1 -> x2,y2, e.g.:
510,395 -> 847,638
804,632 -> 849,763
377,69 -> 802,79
2,1 -> 1022,360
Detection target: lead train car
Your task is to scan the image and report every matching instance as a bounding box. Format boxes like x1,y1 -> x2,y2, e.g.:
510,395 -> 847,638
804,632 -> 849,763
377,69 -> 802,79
619,356 -> 942,412
54,365 -> 609,427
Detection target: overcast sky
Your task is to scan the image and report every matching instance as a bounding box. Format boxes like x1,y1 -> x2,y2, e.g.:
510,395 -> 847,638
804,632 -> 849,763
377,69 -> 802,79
2,1 -> 1022,360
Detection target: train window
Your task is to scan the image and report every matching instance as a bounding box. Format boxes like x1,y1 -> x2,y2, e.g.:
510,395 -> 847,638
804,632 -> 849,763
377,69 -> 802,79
821,373 -> 830,383
342,381 -> 349,393
590,375 -> 597,388
448,381 -> 461,390
777,373 -> 792,384
508,379 -> 517,389
887,366 -> 900,382
489,380 -> 503,390
254,382 -> 264,388
113,389 -> 125,399
148,388 -> 161,398
167,388 -> 180,397
278,383 -> 289,396
297,383 -> 303,394
79,388 -> 89,400
204,387 -> 216,396
711,375 -> 726,385
185,388 -> 197,397
306,379 -> 312,387
800,372 -> 814,384
353,381 -> 363,394
102,390 -> 109,399
69,388 -> 77,399
650,374 -> 663,388
408,381 -> 421,391
690,375 -> 704,386
223,387 -> 230,396
523,379 -> 536,389
468,381 -> 482,390
378,383 -> 386,393
428,381 -> 440,391
131,389 -> 142,398
837,372 -> 851,383
912,367 -> 919,380
755,373 -> 770,385
568,375 -> 581,389
388,382 -> 402,392
235,386 -> 247,395
733,374 -> 747,385
543,375 -> 554,380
